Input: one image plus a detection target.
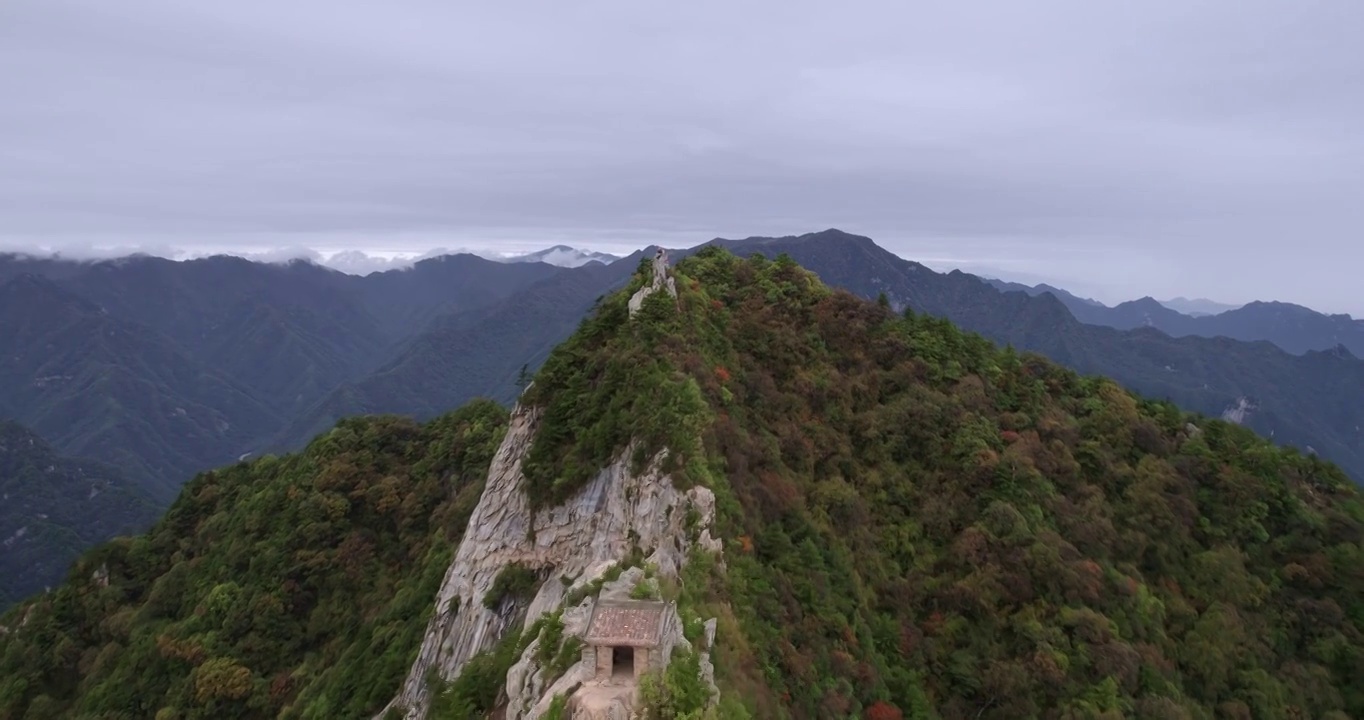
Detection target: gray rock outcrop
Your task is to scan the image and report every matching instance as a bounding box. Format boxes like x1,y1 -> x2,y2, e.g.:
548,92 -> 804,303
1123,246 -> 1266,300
380,398 -> 720,719
628,249 -> 678,317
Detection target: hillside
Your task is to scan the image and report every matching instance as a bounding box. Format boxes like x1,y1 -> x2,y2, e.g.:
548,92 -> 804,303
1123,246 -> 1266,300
289,232 -> 1364,490
0,274 -> 279,502
269,255 -> 641,453
4,248 -> 1361,720
5,232 -> 1364,631
0,402 -> 507,719
71,255 -> 392,417
0,253 -> 564,493
7,234 -> 1364,499
709,231 -> 1364,484
0,422 -> 158,609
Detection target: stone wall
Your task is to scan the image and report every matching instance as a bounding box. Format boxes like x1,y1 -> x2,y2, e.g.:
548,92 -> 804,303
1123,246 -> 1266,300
634,647 -> 651,678
595,646 -> 613,681
581,645 -> 597,678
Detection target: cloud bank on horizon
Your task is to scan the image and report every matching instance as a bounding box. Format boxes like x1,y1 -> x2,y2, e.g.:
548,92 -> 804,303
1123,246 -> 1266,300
2,0 -> 1362,312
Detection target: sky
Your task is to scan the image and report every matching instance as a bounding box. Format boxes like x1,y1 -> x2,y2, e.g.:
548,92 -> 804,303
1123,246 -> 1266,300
2,0 -> 1362,313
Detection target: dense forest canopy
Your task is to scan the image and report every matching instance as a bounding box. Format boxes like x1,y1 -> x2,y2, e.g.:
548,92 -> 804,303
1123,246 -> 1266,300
2,248 -> 1362,720
522,247 -> 1364,719
0,402 -> 507,719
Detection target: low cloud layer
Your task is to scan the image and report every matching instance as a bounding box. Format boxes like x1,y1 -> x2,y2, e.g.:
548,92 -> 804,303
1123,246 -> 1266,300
2,0 -> 1362,311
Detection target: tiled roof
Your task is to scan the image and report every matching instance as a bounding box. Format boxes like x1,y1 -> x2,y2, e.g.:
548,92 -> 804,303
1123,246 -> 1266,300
583,600 -> 666,648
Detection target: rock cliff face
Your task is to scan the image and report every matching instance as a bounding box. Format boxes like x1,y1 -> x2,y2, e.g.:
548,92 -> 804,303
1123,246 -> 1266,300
627,249 -> 678,317
381,397 -> 720,719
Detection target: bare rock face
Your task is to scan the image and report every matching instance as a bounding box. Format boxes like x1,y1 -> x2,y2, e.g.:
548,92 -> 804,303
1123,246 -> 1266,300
628,249 -> 678,317
571,689 -> 635,720
1221,396 -> 1258,425
505,596 -> 594,720
380,398 -> 720,720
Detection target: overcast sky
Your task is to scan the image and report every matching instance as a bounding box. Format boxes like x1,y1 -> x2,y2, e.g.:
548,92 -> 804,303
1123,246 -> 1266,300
2,1 -> 1362,312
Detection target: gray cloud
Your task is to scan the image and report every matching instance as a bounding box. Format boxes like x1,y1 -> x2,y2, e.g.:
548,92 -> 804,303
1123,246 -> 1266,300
2,0 -> 1362,311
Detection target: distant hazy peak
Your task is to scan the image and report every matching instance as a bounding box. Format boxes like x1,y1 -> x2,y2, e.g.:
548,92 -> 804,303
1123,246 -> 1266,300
981,276 -> 1107,308
497,245 -> 622,268
1158,296 -> 1243,316
723,227 -> 877,248
1116,296 -> 1172,311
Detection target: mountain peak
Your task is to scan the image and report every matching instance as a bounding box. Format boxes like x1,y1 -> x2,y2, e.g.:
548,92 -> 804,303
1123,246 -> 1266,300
499,245 -> 622,268
1158,296 -> 1242,316
802,227 -> 876,243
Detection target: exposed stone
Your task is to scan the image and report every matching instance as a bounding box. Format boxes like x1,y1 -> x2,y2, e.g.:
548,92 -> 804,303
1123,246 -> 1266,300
699,651 -> 719,706
505,596 -> 599,720
92,563 -> 109,589
568,685 -> 635,720
380,400 -> 721,720
628,248 -> 678,317
703,618 -> 717,650
1221,396 -> 1257,425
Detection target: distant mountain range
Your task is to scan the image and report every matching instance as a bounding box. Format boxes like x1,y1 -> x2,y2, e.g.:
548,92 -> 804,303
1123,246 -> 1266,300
985,277 -> 1364,356
4,235 -> 1364,607
0,251 -> 561,499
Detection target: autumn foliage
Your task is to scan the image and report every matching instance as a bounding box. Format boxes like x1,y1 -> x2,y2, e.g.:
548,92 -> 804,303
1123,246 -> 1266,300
5,247 -> 1364,720
527,246 -> 1364,719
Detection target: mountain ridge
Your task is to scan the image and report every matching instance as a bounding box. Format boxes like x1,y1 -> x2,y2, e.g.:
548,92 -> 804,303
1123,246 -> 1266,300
5,230 -> 1364,612
6,246 -> 1362,719
993,276 -> 1364,356
701,230 -> 1364,483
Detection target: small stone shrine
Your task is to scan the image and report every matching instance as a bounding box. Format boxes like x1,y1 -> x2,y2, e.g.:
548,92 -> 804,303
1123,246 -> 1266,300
579,599 -> 675,683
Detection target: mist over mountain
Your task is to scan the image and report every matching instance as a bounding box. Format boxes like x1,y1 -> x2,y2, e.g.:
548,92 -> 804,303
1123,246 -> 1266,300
498,245 -> 622,267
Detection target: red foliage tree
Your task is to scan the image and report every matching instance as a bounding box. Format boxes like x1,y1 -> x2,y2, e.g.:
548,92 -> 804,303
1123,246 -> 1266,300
866,701 -> 904,720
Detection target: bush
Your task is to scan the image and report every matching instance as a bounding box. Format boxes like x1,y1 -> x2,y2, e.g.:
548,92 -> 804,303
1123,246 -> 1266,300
483,562 -> 540,610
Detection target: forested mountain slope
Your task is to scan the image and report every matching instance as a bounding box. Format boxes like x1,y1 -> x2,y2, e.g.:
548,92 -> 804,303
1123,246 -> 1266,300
71,256 -> 392,417
6,249 -> 1359,719
0,422 -> 158,609
0,253 -> 563,497
0,274 -> 278,502
6,234 -> 1364,500
0,402 -> 507,719
269,255 -> 641,453
708,231 -> 1364,484
0,252 -> 571,616
520,247 -> 1364,718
